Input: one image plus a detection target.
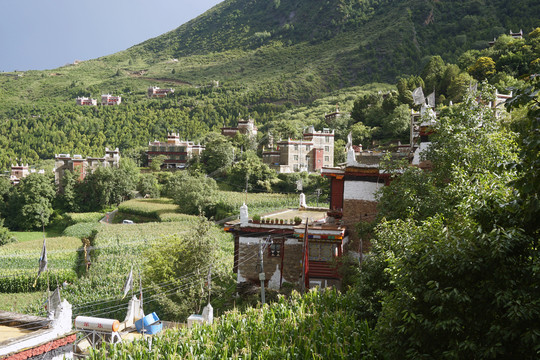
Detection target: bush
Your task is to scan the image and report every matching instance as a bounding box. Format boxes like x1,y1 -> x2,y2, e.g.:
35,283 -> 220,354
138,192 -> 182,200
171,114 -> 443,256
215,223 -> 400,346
65,212 -> 104,224
63,222 -> 100,238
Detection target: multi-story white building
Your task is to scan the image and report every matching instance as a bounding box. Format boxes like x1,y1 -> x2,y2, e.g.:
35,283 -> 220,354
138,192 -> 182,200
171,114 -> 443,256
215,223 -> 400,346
101,94 -> 121,106
262,127 -> 334,173
54,148 -> 120,186
147,133 -> 204,169
76,97 -> 97,106
221,118 -> 258,139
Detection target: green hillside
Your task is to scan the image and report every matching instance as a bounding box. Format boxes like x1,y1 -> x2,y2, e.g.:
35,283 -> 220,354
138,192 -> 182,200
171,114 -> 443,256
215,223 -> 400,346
0,0 -> 538,169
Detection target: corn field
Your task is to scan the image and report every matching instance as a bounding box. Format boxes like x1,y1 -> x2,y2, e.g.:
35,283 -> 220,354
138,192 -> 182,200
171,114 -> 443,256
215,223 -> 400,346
0,236 -> 81,293
89,289 -> 374,359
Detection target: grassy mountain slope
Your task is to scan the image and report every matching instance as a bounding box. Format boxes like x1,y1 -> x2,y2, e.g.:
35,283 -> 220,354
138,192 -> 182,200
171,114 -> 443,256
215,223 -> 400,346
0,0 -> 538,169
2,0 -> 537,106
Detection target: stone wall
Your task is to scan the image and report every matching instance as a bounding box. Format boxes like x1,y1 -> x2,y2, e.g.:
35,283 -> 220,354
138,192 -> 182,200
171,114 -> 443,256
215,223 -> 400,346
342,199 -> 378,251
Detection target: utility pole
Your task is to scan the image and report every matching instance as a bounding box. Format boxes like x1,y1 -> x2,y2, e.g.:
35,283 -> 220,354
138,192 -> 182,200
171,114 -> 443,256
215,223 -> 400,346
259,239 -> 266,304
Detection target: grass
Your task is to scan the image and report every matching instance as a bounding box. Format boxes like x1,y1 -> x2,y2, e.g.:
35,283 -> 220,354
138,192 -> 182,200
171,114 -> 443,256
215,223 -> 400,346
9,226 -> 64,242
0,292 -> 45,313
117,198 -> 180,222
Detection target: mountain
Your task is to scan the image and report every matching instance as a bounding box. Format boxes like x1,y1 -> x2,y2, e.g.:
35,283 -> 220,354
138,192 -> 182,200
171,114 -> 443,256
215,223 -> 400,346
2,0 -> 538,105
0,0 -> 538,168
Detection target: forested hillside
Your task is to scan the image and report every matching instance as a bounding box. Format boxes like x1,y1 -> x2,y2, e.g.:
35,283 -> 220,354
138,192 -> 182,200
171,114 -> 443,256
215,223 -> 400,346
0,0 -> 538,170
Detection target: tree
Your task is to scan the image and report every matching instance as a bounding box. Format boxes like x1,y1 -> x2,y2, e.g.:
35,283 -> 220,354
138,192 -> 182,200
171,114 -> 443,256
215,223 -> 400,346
169,172 -> 219,215
58,170 -> 79,212
350,122 -> 373,146
137,173 -> 160,198
228,152 -> 277,192
468,56 -> 496,81
381,104 -> 410,138
0,176 -> 10,215
143,217 -> 230,321
0,218 -> 15,246
149,155 -> 167,172
6,173 -> 56,230
200,134 -> 235,175
357,84 -> 539,359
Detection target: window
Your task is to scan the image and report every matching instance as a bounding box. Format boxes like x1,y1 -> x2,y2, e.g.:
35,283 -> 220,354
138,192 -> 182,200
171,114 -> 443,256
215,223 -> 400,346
325,136 -> 330,143
324,156 -> 330,162
294,145 -> 298,150
306,145 -> 311,151
309,243 -> 334,261
324,146 -> 329,152
294,155 -> 299,161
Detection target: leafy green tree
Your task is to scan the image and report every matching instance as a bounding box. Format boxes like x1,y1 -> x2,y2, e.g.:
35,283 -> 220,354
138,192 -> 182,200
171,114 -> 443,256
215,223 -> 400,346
372,215 -> 539,359
421,55 -> 447,95
381,104 -> 410,138
122,145 -> 148,167
144,217 -> 231,321
446,71 -> 475,103
6,173 -> 56,230
350,122 -> 373,146
468,56 -> 496,80
201,134 -> 235,175
149,155 -> 167,172
333,138 -> 347,164
0,218 -> 15,246
169,172 -> 218,215
137,173 -> 160,198
357,84 -> 539,359
58,170 -> 79,212
0,176 -> 10,215
228,152 -> 277,192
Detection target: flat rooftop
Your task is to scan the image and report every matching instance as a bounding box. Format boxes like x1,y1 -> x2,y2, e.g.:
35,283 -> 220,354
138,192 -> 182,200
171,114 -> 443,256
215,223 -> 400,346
0,325 -> 34,342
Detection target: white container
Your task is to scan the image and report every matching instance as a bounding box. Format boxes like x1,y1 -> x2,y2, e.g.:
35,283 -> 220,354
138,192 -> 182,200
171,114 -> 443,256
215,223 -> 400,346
74,316 -> 120,332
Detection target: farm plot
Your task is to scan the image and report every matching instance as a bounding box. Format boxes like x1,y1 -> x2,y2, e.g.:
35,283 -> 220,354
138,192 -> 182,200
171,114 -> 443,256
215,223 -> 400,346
0,236 -> 81,293
63,218 -> 233,320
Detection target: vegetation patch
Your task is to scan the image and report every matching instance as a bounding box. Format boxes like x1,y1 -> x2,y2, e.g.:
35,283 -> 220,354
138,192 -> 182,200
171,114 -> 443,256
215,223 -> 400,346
89,289 -> 373,359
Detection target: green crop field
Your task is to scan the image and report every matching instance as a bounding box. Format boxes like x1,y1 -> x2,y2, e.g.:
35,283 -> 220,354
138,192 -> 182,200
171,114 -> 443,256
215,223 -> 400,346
57,217 -> 234,320
0,236 -> 81,293
89,289 -> 374,359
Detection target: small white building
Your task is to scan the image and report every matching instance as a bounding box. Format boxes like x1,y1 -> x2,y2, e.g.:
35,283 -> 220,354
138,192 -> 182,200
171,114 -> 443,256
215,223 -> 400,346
101,94 -> 121,106
147,86 -> 174,98
76,97 -> 97,106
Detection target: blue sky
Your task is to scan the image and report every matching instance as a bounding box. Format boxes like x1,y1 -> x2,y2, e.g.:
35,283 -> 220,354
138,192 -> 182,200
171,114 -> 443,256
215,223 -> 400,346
0,0 -> 222,71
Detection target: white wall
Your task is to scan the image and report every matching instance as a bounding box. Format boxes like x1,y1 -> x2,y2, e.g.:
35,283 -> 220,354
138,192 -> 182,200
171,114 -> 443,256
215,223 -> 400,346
343,181 -> 380,202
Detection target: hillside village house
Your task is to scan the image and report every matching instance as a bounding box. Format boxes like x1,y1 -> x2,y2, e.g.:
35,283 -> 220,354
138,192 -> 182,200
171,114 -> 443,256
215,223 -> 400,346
147,86 -> 175,98
262,126 -> 334,173
226,142 -> 412,292
224,199 -> 347,291
220,118 -> 258,139
54,148 -> 120,187
75,97 -> 97,106
323,107 -> 348,125
147,133 -> 204,169
0,298 -> 74,360
9,164 -> 46,185
101,94 -> 121,106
